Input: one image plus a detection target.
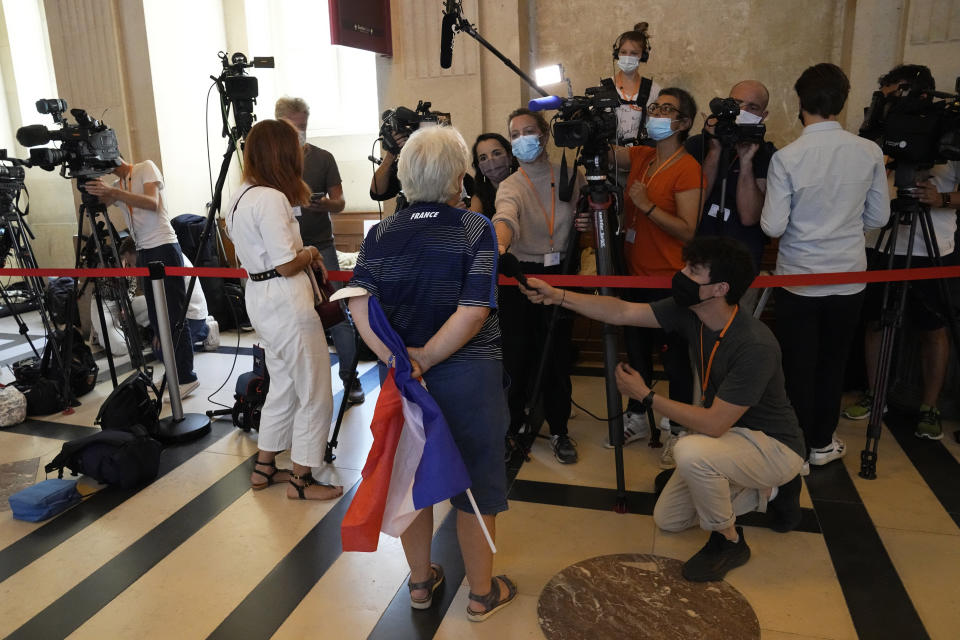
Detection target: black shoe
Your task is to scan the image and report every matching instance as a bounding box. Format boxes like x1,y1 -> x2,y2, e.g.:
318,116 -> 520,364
347,380 -> 365,405
681,526 -> 750,582
768,475 -> 802,533
654,469 -> 674,498
551,434 -> 578,464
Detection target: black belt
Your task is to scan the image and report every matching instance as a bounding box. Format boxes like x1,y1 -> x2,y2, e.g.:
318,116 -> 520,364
249,269 -> 280,282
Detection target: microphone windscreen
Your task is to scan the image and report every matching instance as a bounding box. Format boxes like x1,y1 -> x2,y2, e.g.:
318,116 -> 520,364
528,95 -> 564,112
498,253 -> 527,285
440,11 -> 457,69
16,124 -> 51,147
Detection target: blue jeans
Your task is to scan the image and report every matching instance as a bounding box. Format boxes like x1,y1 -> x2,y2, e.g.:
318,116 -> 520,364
138,243 -> 197,384
188,318 -> 209,349
317,244 -> 358,383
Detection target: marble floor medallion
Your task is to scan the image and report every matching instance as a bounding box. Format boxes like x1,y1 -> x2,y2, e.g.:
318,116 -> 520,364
538,553 -> 760,640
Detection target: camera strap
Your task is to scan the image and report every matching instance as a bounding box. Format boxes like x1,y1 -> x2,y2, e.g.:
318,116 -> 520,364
559,151 -> 575,203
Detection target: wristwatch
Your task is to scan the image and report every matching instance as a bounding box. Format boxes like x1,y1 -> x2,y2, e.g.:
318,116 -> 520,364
942,192 -> 952,208
640,389 -> 656,411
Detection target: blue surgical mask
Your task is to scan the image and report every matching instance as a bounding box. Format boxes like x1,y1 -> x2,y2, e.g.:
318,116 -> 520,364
645,116 -> 676,141
511,135 -> 542,163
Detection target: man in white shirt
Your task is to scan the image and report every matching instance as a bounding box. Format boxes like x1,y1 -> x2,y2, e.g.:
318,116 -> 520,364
761,63 -> 890,467
85,159 -> 200,398
842,65 -> 960,440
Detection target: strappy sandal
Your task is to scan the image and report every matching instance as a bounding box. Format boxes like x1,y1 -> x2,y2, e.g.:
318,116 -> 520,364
250,457 -> 291,490
466,575 -> 517,622
287,471 -> 343,501
408,563 -> 444,610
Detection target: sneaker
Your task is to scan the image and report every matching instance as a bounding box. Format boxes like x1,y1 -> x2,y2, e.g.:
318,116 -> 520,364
808,436 -> 845,466
767,475 -> 802,533
604,411 -> 650,448
659,432 -> 680,469
915,405 -> 943,440
841,393 -> 872,420
682,526 -> 750,582
551,434 -> 578,464
347,379 -> 365,405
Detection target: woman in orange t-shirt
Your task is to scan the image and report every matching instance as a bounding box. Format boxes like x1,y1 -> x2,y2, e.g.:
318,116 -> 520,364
609,88 -> 704,459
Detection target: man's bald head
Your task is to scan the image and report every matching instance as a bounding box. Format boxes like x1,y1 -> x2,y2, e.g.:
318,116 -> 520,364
730,80 -> 770,118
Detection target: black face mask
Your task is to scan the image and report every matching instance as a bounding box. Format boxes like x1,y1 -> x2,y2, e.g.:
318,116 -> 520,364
671,271 -> 704,308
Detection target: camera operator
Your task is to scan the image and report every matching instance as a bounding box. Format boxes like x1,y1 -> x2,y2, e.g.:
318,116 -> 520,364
761,63 -> 890,466
370,131 -> 406,202
85,157 -> 200,398
276,97 -> 363,405
842,65 -> 960,440
685,81 -> 775,274
493,108 -> 585,464
521,236 -> 806,582
606,88 -> 704,468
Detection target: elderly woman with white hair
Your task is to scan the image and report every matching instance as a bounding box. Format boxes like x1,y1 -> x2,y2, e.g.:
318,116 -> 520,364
347,125 -> 517,622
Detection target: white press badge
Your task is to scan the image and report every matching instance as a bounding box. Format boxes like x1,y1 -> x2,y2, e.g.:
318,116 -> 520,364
706,203 -> 731,222
625,228 -> 637,243
544,251 -> 561,267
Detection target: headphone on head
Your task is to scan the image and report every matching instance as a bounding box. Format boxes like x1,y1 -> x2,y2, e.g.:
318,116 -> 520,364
612,25 -> 650,63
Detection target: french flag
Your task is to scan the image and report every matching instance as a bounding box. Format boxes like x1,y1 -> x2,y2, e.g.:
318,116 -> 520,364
341,297 -> 472,552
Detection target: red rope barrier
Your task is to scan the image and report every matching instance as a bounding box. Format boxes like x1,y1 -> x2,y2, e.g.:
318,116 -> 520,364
2,265 -> 958,289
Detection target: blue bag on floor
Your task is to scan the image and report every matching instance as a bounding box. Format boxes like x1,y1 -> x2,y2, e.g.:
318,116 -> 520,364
9,478 -> 81,522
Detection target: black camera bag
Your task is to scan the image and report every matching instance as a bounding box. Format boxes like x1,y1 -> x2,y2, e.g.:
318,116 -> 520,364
45,426 -> 161,489
95,371 -> 161,436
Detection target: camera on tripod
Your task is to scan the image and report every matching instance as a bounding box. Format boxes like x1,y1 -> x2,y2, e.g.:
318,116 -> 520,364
217,52 -> 274,138
15,99 -> 121,180
706,97 -> 766,147
859,78 -> 960,166
378,100 -> 449,154
542,78 -> 619,151
0,151 -> 27,188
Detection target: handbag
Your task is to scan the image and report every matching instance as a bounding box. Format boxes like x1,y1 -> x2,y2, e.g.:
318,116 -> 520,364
309,268 -> 346,328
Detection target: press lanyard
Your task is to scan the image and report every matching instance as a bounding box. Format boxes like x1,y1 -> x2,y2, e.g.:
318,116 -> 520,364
642,147 -> 685,186
699,304 -> 739,395
519,165 -> 556,249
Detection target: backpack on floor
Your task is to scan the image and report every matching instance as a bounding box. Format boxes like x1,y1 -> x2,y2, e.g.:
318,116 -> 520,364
95,371 -> 161,436
8,478 -> 81,522
45,426 -> 162,489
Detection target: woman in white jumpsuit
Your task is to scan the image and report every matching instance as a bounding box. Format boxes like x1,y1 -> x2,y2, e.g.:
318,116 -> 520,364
224,119 -> 342,501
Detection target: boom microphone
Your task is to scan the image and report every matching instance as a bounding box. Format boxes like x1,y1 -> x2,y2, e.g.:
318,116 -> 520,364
16,124 -> 52,148
498,253 -> 529,287
440,0 -> 458,69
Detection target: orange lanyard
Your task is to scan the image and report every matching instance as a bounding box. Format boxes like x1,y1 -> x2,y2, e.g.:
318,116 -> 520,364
519,165 -> 556,248
699,305 -> 739,395
642,147 -> 684,187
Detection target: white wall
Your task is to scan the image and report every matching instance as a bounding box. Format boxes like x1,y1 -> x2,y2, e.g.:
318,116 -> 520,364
141,0 -> 229,218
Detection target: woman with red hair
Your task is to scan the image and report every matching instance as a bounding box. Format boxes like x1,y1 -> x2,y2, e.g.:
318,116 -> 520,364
225,119 -> 342,501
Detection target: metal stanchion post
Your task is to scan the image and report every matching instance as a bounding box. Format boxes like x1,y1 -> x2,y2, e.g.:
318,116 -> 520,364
148,261 -> 211,443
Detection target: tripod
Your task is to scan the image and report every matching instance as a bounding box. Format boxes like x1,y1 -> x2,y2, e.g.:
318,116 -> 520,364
859,164 -> 960,478
73,188 -> 146,388
0,183 -> 73,407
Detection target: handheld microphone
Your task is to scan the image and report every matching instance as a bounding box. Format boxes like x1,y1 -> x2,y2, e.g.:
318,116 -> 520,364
367,155 -> 383,165
528,95 -> 564,112
440,0 -> 459,69
498,253 -> 529,287
16,125 -> 52,148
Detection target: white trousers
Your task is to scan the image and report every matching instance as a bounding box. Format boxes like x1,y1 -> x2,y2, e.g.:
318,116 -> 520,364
90,298 -> 128,357
653,427 -> 805,532
246,273 -> 335,471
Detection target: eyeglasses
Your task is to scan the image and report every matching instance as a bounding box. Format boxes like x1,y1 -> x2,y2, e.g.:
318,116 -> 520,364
647,103 -> 683,117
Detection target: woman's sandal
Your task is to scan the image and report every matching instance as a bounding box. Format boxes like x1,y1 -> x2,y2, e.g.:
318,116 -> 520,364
466,575 -> 517,622
408,563 -> 444,610
250,458 -> 291,490
287,472 -> 344,501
